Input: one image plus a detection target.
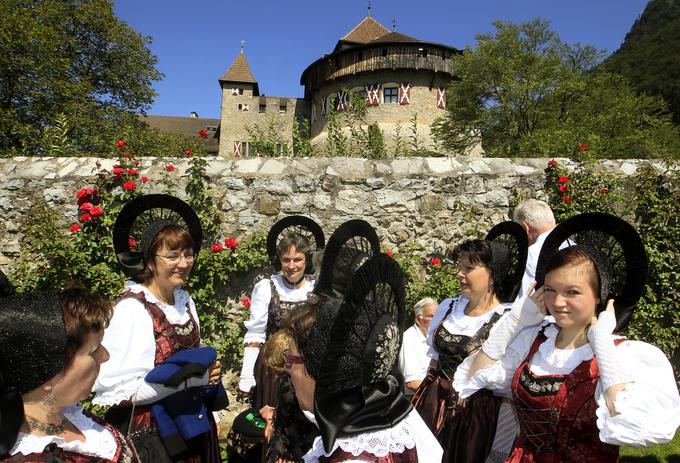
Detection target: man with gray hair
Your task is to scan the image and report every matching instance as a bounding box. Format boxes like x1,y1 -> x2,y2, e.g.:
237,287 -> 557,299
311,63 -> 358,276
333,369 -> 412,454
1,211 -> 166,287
513,199 -> 557,297
398,297 -> 438,394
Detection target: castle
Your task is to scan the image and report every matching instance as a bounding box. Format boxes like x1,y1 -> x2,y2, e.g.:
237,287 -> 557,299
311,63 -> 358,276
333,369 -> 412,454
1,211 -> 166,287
216,15 -> 467,157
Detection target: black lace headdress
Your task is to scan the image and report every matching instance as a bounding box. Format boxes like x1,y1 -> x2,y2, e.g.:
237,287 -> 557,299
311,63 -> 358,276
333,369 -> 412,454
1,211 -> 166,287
266,215 -> 325,274
307,253 -> 412,452
535,212 -> 648,331
112,194 -> 203,278
314,219 -> 380,299
0,287 -> 66,456
485,221 -> 529,302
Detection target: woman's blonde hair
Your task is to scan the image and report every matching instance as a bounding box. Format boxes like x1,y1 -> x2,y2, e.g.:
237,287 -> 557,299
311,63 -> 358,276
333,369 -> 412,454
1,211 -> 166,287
263,330 -> 295,374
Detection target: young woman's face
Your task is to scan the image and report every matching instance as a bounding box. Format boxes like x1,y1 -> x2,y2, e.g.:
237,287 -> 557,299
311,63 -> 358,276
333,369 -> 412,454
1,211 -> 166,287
544,264 -> 600,330
280,245 -> 306,284
50,328 -> 109,406
457,252 -> 492,298
148,244 -> 194,288
284,343 -> 316,412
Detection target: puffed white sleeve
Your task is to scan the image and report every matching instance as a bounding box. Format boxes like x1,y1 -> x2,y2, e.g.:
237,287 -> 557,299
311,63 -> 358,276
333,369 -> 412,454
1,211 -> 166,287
453,323 -> 543,399
92,298 -> 156,406
596,340 -> 680,446
425,298 -> 454,361
242,279 -> 272,345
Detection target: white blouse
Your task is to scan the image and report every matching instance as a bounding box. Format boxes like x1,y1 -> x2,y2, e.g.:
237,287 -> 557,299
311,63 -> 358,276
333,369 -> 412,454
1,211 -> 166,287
92,284 -> 200,407
302,409 -> 442,463
453,322 -> 680,447
426,296 -> 511,360
242,274 -> 315,344
10,405 -> 118,459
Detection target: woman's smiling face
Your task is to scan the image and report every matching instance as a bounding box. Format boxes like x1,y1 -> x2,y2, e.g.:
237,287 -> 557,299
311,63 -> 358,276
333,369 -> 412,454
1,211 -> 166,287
543,263 -> 600,330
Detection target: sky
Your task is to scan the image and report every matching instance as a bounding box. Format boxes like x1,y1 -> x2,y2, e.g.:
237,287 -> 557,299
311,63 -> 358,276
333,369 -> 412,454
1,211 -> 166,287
112,0 -> 650,120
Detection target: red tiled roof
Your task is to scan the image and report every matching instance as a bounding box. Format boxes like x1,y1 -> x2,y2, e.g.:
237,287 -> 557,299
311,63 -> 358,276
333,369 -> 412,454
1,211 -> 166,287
219,52 -> 257,83
340,17 -> 390,44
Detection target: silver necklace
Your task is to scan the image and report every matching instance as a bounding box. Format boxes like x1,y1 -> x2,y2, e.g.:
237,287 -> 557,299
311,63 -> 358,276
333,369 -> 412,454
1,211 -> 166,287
25,416 -> 66,435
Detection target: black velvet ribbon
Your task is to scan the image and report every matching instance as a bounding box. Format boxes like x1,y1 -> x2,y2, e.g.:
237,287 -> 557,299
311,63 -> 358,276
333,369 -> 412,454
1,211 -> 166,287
314,374 -> 413,453
0,388 -> 24,457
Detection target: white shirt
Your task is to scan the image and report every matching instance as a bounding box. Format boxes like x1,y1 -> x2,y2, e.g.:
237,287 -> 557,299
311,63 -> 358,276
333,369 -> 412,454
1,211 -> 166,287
92,284 -> 200,407
453,322 -> 680,447
426,296 -> 511,360
398,324 -> 430,384
243,274 -> 315,344
518,229 -> 552,298
10,405 -> 118,459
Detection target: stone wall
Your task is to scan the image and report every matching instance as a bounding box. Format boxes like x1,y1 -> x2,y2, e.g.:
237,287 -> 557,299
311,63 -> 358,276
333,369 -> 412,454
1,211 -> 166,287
0,156 -> 651,270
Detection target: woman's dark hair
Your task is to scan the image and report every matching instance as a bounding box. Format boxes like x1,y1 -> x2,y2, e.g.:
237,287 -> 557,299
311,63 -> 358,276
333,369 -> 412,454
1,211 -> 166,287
543,247 -> 603,309
456,239 -> 511,301
60,287 -> 113,365
138,225 -> 194,282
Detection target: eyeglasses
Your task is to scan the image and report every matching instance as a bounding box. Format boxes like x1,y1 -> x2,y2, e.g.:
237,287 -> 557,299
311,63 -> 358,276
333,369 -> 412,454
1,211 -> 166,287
283,350 -> 304,369
154,253 -> 195,264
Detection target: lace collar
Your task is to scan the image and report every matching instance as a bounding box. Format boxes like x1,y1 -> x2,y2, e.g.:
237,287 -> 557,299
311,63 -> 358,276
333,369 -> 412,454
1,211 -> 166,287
11,405 -> 117,459
441,296 -> 510,336
537,323 -> 594,369
127,283 -> 189,311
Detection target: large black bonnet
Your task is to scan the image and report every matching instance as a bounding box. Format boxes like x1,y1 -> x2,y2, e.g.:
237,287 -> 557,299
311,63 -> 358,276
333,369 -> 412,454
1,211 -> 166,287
113,194 -> 202,278
485,221 -> 529,302
0,287 -> 67,456
311,253 -> 412,452
535,212 -> 648,332
314,219 -> 381,299
266,215 -> 325,274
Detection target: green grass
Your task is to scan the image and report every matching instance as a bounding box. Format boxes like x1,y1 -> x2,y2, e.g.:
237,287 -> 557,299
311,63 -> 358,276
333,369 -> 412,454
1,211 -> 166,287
620,429 -> 680,463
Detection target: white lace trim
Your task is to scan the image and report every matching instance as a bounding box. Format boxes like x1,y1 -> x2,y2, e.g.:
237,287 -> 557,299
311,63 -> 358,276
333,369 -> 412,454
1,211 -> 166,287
127,283 -> 191,314
11,405 -> 118,459
303,412 -> 418,462
441,296 -> 510,337
91,375 -> 144,407
537,323 -> 594,370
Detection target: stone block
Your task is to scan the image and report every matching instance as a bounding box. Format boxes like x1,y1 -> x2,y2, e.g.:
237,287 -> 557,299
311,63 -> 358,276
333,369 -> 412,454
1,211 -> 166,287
365,177 -> 385,189
254,194 -> 280,215
234,159 -> 263,174
260,159 -> 288,175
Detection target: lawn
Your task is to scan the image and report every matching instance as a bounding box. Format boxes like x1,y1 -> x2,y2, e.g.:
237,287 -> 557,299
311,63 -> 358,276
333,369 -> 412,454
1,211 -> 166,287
620,430 -> 680,463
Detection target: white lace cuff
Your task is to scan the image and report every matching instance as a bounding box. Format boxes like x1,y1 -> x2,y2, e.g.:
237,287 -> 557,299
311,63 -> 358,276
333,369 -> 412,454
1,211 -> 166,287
92,376 -> 143,407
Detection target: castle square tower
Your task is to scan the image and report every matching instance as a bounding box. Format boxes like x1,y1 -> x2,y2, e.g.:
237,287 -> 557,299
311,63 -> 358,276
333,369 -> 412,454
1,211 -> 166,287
300,16 -> 464,154
218,49 -> 307,157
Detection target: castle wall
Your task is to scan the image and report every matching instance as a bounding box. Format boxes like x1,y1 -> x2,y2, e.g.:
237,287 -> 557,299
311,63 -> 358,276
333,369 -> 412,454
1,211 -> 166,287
0,156 -> 652,270
218,83 -> 307,157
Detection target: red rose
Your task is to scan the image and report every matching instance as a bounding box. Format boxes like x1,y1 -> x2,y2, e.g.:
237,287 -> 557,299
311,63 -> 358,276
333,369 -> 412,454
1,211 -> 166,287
241,296 -> 252,310
563,196 -> 572,203
115,140 -> 126,149
75,188 -> 96,199
140,176 -> 149,183
89,206 -> 104,217
123,181 -> 136,191
547,159 -> 557,169
121,152 -> 130,158
582,143 -> 589,152
198,129 -> 209,138
113,167 -> 124,176
166,164 -> 176,172
128,237 -> 137,249
600,188 -> 608,194
69,223 -> 81,232
79,213 -> 92,222
211,243 -> 223,253
184,149 -> 193,156
134,160 -> 140,166
558,185 -> 568,193
224,237 -> 239,251
127,168 -> 138,175
558,176 -> 569,184
79,202 -> 93,211
386,251 -> 394,257
430,257 -> 441,266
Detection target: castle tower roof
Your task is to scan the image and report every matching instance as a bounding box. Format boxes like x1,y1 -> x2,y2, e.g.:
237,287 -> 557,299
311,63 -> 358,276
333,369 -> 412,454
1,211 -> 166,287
219,50 -> 259,95
334,16 -> 390,51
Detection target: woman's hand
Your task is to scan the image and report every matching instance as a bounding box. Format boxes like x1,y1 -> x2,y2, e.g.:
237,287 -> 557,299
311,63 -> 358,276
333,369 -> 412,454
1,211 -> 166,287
588,299 -> 617,339
528,283 -> 548,316
209,360 -> 221,386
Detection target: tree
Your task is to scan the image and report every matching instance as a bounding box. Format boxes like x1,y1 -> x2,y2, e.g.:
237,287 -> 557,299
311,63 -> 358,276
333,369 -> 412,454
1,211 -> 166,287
0,0 -> 162,156
432,18 -> 680,158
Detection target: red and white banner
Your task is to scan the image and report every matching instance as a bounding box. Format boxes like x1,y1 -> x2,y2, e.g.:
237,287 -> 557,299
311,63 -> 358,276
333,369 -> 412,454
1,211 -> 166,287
233,141 -> 242,157
437,87 -> 446,109
242,104 -> 249,112
320,97 -> 326,116
336,91 -> 348,111
231,88 -> 239,96
399,83 -> 411,105
365,84 -> 381,106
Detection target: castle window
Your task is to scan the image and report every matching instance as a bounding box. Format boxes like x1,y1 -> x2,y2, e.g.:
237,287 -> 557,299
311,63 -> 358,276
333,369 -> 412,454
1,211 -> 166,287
382,48 -> 388,57
279,104 -> 287,113
238,104 -> 243,110
419,48 -> 428,58
259,104 -> 266,113
239,88 -> 244,95
384,87 -> 398,104
358,51 -> 363,61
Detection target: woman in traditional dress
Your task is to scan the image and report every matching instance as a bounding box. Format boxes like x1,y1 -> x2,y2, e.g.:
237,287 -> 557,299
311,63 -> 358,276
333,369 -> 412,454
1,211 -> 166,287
0,285 -> 139,462
411,222 -> 527,462
265,252 -> 443,463
92,194 -> 223,462
454,212 -> 680,462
